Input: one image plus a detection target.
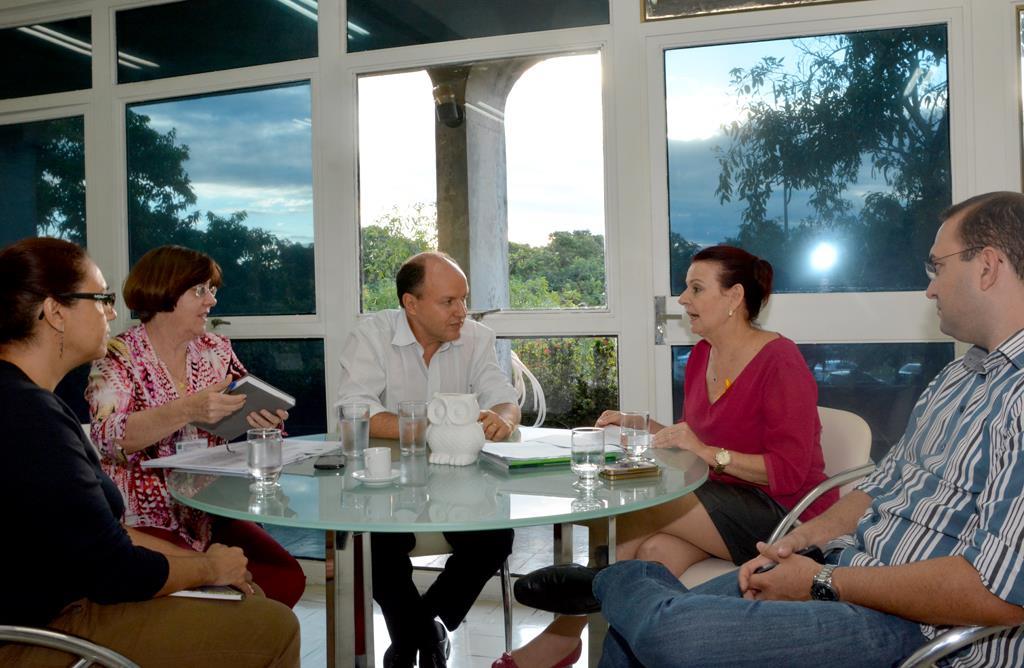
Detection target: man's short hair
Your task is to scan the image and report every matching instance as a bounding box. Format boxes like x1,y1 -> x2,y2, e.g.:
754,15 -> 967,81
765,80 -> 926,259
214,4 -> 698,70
942,191 -> 1024,279
396,251 -> 459,308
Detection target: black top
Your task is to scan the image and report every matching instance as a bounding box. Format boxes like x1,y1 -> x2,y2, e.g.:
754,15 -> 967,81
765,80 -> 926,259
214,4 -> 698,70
0,360 -> 169,626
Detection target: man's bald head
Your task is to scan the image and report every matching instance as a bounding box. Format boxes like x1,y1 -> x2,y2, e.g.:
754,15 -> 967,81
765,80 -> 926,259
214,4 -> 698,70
396,251 -> 465,308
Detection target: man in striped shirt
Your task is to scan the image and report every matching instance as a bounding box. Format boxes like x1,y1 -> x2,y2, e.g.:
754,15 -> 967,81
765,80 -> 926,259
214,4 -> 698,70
593,191 -> 1024,667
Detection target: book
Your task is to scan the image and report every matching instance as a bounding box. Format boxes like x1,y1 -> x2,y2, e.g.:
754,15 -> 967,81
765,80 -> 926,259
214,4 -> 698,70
193,374 -> 296,441
169,585 -> 243,600
480,438 -> 619,472
142,438 -> 342,475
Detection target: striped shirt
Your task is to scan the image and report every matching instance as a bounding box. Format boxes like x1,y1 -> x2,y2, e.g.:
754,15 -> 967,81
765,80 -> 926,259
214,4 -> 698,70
828,328 -> 1024,667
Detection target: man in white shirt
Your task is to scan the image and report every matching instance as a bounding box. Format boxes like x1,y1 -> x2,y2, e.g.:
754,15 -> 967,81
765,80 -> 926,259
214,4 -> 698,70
338,252 -> 520,668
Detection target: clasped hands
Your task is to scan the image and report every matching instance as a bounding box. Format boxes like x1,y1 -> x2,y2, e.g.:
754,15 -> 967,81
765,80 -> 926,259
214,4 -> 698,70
738,537 -> 825,602
595,410 -> 704,452
205,543 -> 256,595
478,409 -> 514,441
185,376 -> 289,428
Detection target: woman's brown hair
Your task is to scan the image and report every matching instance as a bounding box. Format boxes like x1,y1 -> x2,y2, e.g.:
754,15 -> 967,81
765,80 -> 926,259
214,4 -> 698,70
123,246 -> 222,323
0,237 -> 90,345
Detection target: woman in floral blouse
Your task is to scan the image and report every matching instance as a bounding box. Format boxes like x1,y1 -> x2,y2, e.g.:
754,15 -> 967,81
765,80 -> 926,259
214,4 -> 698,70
87,245 -> 305,607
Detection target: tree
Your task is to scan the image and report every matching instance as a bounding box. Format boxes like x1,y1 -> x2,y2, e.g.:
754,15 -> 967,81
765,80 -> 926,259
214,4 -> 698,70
711,26 -> 950,291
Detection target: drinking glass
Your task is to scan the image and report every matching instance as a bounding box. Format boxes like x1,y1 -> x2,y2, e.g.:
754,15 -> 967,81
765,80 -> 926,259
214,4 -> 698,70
338,402 -> 370,457
246,427 -> 283,492
398,400 -> 428,455
619,410 -> 651,462
571,426 -> 604,490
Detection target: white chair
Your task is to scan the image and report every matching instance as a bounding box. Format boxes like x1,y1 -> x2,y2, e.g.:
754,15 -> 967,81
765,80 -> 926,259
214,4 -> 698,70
510,350 -> 546,427
679,405 -> 874,588
0,626 -> 139,668
409,534 -> 514,652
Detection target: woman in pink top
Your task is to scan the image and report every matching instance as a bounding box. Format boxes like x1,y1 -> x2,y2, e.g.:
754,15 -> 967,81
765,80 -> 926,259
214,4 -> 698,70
87,245 -> 305,607
499,246 -> 835,668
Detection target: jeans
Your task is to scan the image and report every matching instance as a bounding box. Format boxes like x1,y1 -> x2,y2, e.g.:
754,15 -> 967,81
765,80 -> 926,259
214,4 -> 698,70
593,560 -> 929,668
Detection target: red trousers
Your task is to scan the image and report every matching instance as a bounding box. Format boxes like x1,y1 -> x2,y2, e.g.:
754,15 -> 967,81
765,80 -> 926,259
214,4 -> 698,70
135,519 -> 306,608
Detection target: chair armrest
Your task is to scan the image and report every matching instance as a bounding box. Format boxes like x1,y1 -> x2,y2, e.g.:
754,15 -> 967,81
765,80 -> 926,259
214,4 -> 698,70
0,625 -> 140,668
897,625 -> 1012,668
767,463 -> 875,544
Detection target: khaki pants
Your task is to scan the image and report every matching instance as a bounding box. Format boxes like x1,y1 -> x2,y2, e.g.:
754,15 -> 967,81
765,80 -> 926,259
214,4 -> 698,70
0,586 -> 300,667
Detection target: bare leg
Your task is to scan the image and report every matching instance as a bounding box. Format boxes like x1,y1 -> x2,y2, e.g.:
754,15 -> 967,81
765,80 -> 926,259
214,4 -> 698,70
505,615 -> 586,667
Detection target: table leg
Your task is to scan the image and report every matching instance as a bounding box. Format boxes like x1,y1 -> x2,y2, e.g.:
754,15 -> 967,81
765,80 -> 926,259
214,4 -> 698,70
553,522 -> 574,564
587,515 -> 615,668
326,530 -> 365,668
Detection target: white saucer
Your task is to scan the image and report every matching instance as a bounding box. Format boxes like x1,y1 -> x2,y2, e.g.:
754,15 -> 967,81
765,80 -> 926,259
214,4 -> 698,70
352,468 -> 401,487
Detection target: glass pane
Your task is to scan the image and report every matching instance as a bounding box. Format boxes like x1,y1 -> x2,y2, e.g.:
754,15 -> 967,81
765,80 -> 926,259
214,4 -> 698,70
0,116 -> 86,247
115,0 -> 317,84
126,83 -> 315,316
505,336 -> 618,429
671,341 -> 955,461
347,0 -> 608,52
665,25 -> 950,294
645,0 -> 868,21
0,17 -> 90,99
230,338 -> 326,437
358,52 -> 606,311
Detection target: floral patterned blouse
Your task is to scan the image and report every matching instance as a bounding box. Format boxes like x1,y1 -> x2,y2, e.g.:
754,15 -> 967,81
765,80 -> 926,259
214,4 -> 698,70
87,323 -> 246,550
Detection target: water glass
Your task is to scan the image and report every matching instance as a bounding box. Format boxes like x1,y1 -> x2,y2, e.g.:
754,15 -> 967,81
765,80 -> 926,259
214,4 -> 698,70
398,400 -> 428,455
246,428 -> 283,491
619,410 -> 650,462
571,427 -> 605,490
338,402 -> 370,457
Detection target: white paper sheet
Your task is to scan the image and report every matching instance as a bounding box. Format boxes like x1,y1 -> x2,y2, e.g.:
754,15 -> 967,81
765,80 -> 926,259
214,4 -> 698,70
141,438 -> 342,476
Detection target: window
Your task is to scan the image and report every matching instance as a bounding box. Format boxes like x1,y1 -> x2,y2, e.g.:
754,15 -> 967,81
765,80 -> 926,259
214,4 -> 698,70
231,338 -> 326,437
0,116 -> 85,247
126,82 -> 315,316
0,17 -> 90,99
357,52 -> 606,311
115,0 -> 318,84
504,336 -> 618,429
347,0 -> 608,52
665,25 -> 950,294
672,342 -> 954,460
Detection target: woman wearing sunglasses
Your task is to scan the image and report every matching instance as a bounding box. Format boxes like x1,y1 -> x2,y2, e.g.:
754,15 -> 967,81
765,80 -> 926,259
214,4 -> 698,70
87,245 -> 304,607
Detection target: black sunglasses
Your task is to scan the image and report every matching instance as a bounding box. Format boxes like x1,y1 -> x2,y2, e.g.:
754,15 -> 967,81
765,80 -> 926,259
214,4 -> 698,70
38,292 -> 117,319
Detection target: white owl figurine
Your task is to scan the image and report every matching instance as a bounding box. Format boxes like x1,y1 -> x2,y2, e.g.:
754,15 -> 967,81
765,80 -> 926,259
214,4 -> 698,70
426,393 -> 485,465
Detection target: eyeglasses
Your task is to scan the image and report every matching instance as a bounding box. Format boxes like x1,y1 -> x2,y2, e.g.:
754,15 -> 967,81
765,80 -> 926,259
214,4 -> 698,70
59,292 -> 117,307
191,283 -> 219,299
924,247 -> 983,280
36,292 -> 116,319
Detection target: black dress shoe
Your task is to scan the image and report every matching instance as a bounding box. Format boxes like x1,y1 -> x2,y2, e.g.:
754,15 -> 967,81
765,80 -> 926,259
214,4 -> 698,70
382,643 -> 416,668
418,620 -> 449,667
513,563 -> 602,615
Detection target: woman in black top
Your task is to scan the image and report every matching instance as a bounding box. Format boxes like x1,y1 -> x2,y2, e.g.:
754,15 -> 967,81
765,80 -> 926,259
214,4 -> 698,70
0,238 -> 300,667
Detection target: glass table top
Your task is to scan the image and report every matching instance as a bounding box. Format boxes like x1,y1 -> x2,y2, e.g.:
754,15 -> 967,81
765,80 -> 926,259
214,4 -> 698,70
166,431 -> 708,533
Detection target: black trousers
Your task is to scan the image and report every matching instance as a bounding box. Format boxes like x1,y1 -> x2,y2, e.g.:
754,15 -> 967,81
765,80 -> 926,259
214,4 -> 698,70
371,529 -> 514,653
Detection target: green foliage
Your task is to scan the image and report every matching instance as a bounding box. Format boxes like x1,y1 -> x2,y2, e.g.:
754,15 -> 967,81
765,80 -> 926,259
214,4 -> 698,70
508,230 -> 606,308
512,336 -> 618,428
35,117 -> 86,245
360,203 -> 437,310
708,26 -> 950,292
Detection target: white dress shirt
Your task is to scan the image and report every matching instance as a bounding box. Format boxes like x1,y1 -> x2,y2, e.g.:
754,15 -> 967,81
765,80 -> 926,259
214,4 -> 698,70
337,309 -> 519,416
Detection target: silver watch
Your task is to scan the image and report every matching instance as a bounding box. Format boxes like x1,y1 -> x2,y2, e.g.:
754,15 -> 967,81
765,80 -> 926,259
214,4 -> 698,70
810,563 -> 839,601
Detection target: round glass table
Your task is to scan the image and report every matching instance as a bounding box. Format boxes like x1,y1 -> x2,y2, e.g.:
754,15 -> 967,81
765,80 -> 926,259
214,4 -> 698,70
167,430 -> 707,667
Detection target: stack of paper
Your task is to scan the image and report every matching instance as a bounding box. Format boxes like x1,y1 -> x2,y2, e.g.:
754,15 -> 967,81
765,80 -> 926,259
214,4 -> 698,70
480,430 -> 620,471
141,439 -> 342,476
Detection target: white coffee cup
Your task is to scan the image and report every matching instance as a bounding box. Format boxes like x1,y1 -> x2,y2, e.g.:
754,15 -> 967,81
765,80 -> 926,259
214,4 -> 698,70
364,447 -> 392,479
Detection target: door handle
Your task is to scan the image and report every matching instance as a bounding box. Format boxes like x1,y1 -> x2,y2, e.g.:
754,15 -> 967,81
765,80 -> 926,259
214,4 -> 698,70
654,296 -> 682,345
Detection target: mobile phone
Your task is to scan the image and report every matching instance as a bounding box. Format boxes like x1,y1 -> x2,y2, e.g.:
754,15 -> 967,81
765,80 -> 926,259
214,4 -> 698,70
752,545 -> 825,574
314,453 -> 347,470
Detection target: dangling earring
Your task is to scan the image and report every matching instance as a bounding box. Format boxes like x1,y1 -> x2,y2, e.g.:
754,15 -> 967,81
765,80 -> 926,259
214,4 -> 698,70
728,309 -> 734,318
58,329 -> 64,358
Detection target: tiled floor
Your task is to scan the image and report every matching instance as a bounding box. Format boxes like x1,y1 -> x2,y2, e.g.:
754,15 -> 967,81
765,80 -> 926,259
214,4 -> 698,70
295,525 -> 592,668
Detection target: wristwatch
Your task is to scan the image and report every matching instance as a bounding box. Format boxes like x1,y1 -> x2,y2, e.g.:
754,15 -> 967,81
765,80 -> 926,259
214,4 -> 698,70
713,448 -> 731,474
810,564 -> 839,601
